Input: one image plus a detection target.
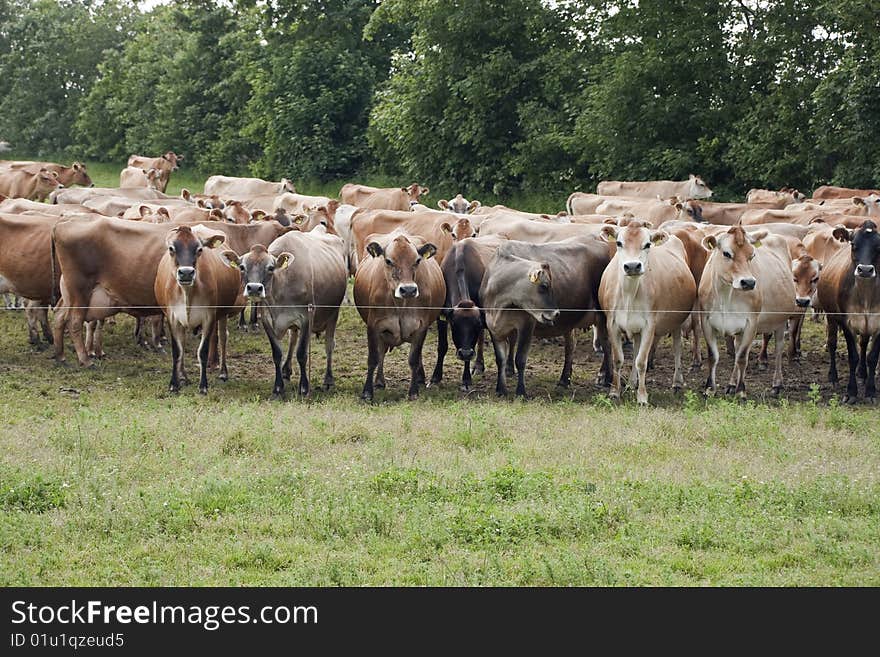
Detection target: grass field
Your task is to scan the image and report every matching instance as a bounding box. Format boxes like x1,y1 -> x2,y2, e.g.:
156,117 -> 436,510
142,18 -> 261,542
1,156 -> 878,585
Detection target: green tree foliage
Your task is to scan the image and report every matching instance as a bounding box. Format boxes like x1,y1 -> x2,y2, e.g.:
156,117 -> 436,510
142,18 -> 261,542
0,0 -> 136,155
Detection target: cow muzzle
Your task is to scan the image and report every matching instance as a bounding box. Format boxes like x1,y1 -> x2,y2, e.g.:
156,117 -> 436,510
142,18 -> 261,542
738,277 -> 756,291
245,283 -> 265,298
176,267 -> 196,286
623,261 -> 643,276
538,309 -> 560,326
796,296 -> 811,308
395,283 -> 419,299
457,347 -> 475,361
856,264 -> 876,279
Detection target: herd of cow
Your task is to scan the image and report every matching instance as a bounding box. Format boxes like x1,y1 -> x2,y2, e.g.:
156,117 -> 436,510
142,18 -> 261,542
1,154 -> 880,404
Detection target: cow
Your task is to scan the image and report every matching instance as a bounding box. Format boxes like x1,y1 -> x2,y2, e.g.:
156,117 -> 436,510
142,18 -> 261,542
340,183 -> 429,211
127,151 -> 183,193
0,168 -> 63,201
598,221 -> 696,404
51,217 -> 291,366
699,226 -> 797,397
180,189 -> 225,209
746,188 -> 806,205
0,161 -> 93,188
784,247 -> 822,361
267,193 -> 336,215
813,185 -> 880,200
353,231 -> 445,400
596,197 -> 703,224
154,226 -> 244,393
223,226 -> 347,398
52,186 -> 169,205
203,175 -> 295,198
816,221 -> 880,403
438,194 -> 481,214
480,237 -> 611,397
688,200 -> 788,225
477,213 -> 604,243
567,193 -> 630,215
0,198 -> 91,215
120,166 -> 162,190
596,174 -> 713,200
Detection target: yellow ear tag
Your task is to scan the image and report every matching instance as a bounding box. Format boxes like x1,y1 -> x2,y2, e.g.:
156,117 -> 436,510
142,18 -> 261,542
529,270 -> 540,284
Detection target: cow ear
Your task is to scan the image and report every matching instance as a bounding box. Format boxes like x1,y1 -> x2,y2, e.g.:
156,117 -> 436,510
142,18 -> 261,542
853,197 -> 865,206
220,250 -> 240,269
366,242 -> 384,258
438,200 -> 450,210
748,229 -> 768,247
400,187 -> 408,193
252,210 -> 266,222
441,222 -> 452,233
197,199 -> 207,208
420,186 -> 429,196
292,213 -> 306,225
468,200 -> 481,213
209,209 -> 223,221
675,202 -> 683,210
203,234 -> 226,249
73,162 -> 81,171
181,189 -> 191,201
600,224 -> 618,241
650,230 -> 668,246
158,207 -> 170,218
138,205 -> 150,218
418,243 -> 437,260
275,252 -> 294,270
642,221 -> 653,229
832,226 -> 853,243
702,235 -> 718,251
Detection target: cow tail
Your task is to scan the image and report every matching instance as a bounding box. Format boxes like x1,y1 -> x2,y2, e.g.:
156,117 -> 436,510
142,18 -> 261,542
50,222 -> 60,307
565,193 -> 574,217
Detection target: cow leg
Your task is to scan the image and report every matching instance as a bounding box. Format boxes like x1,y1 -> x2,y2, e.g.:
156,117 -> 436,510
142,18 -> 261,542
169,323 -> 184,393
647,338 -> 656,372
492,333 -> 510,397
408,328 -> 430,400
827,319 -> 839,385
841,326 -> 860,403
25,304 -> 41,347
634,325 -> 658,405
703,324 -> 720,396
557,331 -> 575,388
505,334 -> 516,376
672,326 -> 684,392
608,323 -> 625,401
134,317 -> 144,347
68,308 -> 92,367
725,334 -> 735,358
758,333 -> 770,371
429,318 -> 447,386
52,305 -> 67,362
461,354 -> 473,392
207,324 -> 220,369
690,312 -> 702,369
630,333 -> 642,389
865,334 -> 880,402
735,323 -> 758,397
33,304 -> 53,345
92,321 -> 105,359
85,321 -> 96,358
474,328 -> 485,374
282,328 -> 295,380
323,314 -> 338,391
362,327 -> 381,401
376,354 -> 387,389
218,317 -> 229,382
595,318 -> 613,386
296,317 -> 311,397
197,320 -> 215,394
238,308 -> 247,332
771,325 -> 785,395
3,293 -> 13,309
514,323 -> 534,398
726,335 -> 740,393
263,321 -> 286,399
858,334 -> 869,380
788,314 -> 804,361
249,303 -> 259,330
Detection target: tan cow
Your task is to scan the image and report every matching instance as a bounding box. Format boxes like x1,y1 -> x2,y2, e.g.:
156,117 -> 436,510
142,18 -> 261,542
599,221 -> 696,404
204,175 -> 295,198
353,231 -> 445,400
154,226 -> 244,393
127,151 -> 183,193
180,189 -> 225,209
0,168 -> 63,201
0,161 -> 92,188
688,200 -> 788,225
120,166 -> 161,190
699,226 -> 797,397
0,198 -> 90,215
745,188 -> 805,205
438,194 -> 481,214
596,174 -> 713,199
223,226 -> 347,397
52,186 -> 170,205
340,182 -> 429,211
813,185 -> 880,200
596,197 -> 702,224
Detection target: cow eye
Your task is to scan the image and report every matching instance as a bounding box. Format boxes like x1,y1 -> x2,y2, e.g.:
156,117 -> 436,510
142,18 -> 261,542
385,258 -> 393,266
748,253 -> 755,261
238,264 -> 245,272
168,246 -> 175,254
616,241 -> 623,248
267,264 -> 275,272
812,276 -> 819,283
539,283 -> 550,292
723,251 -> 733,259
414,257 -> 422,266
196,246 -> 203,255
643,243 -> 651,250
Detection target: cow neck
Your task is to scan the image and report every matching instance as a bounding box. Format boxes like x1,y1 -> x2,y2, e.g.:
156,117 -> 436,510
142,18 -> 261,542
851,274 -> 880,310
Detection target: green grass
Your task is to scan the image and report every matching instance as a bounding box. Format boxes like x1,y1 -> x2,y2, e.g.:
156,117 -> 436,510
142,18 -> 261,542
0,304 -> 878,586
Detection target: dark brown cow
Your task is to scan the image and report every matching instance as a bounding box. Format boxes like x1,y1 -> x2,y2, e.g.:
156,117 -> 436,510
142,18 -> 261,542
353,232 -> 445,400
817,221 -> 880,402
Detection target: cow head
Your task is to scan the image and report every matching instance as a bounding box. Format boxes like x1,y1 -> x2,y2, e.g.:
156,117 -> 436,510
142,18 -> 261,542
223,201 -> 252,224
162,151 -> 183,171
403,183 -> 429,206
492,246 -> 559,326
165,226 -> 225,288
143,168 -> 161,190
280,178 -> 296,194
781,187 -> 806,203
446,300 -> 483,362
675,199 -> 704,222
852,194 -> 880,216
833,220 -> 880,280
70,162 -> 93,187
366,235 -> 436,299
702,226 -> 766,290
273,208 -> 291,227
602,220 -> 668,277
441,218 -> 477,241
35,169 -> 63,198
303,204 -> 338,235
438,194 -> 481,214
223,244 -> 293,300
138,205 -> 171,223
791,252 -> 821,308
688,174 -> 713,199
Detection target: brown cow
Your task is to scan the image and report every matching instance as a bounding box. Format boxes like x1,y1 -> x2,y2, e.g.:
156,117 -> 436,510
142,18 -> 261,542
154,226 -> 244,393
599,221 -> 696,404
689,200 -> 788,225
353,232 -> 445,400
0,168 -> 63,201
128,151 -> 183,193
0,161 -> 92,188
120,166 -> 161,190
745,188 -> 805,205
816,221 -> 880,403
596,174 -> 713,199
0,198 -> 91,215
813,185 -> 880,200
180,189 -> 225,209
340,183 -> 429,211
438,194 -> 481,214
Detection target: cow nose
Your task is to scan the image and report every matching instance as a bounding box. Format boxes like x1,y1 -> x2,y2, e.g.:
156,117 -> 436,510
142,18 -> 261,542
739,278 -> 756,290
57,183 -> 65,189
176,267 -> 195,285
245,283 -> 265,298
396,283 -> 419,298
856,264 -> 876,278
623,261 -> 642,276
540,309 -> 560,325
796,297 -> 811,308
457,347 -> 475,361
89,183 -> 95,188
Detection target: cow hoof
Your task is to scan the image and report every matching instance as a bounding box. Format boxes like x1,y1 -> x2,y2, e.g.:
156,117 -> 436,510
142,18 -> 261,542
758,362 -> 768,372
169,385 -> 180,394
673,385 -> 682,394
473,364 -> 485,375
323,380 -> 334,391
408,393 -> 419,401
725,384 -> 736,395
460,383 -> 471,392
299,386 -> 309,397
704,388 -> 716,398
375,381 -> 386,390
843,394 -> 857,405
690,362 -> 702,370
219,373 -> 229,382
556,379 -> 570,389
771,386 -> 781,397
865,396 -> 877,405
